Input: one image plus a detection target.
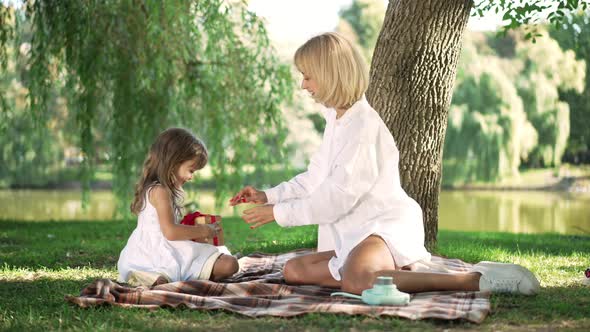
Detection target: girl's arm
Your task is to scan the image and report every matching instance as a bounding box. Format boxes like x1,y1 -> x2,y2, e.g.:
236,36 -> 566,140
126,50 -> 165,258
150,186 -> 215,242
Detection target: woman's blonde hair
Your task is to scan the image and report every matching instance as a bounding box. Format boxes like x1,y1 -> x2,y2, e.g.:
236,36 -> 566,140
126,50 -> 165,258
294,32 -> 368,109
130,127 -> 208,217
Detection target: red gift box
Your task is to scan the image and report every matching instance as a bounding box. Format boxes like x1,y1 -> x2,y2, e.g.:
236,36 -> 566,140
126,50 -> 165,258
180,211 -> 224,246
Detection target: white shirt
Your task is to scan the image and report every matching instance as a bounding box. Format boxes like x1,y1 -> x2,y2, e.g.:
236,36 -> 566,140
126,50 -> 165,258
264,96 -> 431,280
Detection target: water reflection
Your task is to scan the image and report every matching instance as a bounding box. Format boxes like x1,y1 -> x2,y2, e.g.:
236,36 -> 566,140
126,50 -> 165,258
1,189 -> 589,235
439,190 -> 590,235
0,190 -> 246,221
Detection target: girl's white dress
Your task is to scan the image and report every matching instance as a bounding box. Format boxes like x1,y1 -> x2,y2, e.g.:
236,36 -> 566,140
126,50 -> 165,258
117,188 -> 228,283
264,96 -> 432,280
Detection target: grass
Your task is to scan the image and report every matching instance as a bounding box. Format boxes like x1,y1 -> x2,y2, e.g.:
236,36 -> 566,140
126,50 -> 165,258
1,218 -> 589,331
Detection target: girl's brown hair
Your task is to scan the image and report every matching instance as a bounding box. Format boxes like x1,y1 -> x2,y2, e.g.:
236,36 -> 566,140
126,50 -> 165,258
130,127 -> 208,218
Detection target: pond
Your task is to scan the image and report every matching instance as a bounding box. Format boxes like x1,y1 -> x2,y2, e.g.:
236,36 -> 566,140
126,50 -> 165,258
1,189 -> 589,235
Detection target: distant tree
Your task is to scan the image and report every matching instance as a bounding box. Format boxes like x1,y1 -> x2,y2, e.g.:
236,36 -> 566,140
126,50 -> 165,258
444,33 -> 538,185
550,11 -> 590,164
337,0 -> 385,62
369,0 -> 588,249
514,30 -> 585,167
0,12 -> 66,188
444,28 -> 585,184
0,1 -> 293,212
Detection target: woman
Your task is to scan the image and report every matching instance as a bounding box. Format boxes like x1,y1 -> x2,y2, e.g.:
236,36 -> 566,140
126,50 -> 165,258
230,32 -> 539,296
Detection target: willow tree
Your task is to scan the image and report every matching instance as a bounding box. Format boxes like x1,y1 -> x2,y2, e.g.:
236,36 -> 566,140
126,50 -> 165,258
368,0 -> 588,250
443,29 -> 584,184
337,0 -> 386,62
0,1 -> 293,212
444,35 -> 538,185
515,30 -> 585,167
551,11 -> 590,163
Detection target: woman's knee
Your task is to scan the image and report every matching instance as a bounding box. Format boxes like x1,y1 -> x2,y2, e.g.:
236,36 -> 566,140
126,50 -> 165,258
341,272 -> 374,295
283,258 -> 304,284
340,235 -> 396,294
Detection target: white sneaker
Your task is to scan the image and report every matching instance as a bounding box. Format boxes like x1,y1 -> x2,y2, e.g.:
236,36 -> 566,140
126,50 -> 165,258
472,261 -> 540,295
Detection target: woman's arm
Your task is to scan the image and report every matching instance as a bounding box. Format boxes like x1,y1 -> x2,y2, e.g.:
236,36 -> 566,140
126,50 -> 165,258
240,139 -> 380,229
273,140 -> 379,227
150,186 -> 216,242
264,142 -> 329,204
264,116 -> 337,204
231,142 -> 330,206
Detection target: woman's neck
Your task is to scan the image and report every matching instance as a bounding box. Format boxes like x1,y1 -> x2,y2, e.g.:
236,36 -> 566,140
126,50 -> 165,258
336,108 -> 347,119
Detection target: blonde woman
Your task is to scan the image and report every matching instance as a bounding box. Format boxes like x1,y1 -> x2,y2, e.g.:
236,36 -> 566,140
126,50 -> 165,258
230,32 -> 539,296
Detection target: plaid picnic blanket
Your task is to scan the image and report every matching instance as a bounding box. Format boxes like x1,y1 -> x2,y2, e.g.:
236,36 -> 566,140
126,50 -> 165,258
66,249 -> 491,323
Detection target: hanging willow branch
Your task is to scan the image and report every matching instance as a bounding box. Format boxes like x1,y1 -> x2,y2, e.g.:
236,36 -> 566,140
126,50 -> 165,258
0,5 -> 14,117
0,0 -> 294,214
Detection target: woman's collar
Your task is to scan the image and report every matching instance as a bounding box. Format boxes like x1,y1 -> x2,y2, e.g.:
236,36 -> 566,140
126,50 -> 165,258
320,95 -> 368,123
335,95 -> 368,125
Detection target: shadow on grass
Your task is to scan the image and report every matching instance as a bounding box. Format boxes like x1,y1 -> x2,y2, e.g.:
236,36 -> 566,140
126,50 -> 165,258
487,285 -> 590,323
0,219 -> 318,269
2,219 -> 589,270
437,231 -> 590,263
3,219 -> 590,330
0,219 -> 131,269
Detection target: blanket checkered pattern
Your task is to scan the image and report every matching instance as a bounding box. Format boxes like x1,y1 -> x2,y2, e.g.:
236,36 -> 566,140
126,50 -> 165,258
66,249 -> 490,323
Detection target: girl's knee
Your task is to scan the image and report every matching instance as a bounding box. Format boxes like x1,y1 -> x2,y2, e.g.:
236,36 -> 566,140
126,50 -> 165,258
222,255 -> 239,274
211,254 -> 239,281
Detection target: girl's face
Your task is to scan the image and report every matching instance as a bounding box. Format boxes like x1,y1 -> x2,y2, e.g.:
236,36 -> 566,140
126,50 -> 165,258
174,159 -> 199,188
301,72 -> 319,97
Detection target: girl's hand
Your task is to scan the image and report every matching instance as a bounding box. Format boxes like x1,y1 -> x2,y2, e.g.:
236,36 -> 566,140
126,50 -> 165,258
242,205 -> 275,229
203,223 -> 221,240
229,186 -> 268,206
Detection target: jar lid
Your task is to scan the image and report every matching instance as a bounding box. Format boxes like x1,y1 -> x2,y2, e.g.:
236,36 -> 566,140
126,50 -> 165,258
375,276 -> 393,285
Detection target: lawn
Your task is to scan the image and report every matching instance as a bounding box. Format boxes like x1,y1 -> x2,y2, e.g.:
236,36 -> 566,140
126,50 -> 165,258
1,217 -> 589,331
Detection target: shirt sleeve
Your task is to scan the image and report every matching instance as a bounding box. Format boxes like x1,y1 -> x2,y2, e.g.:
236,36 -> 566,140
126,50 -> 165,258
264,145 -> 327,204
272,140 -> 379,227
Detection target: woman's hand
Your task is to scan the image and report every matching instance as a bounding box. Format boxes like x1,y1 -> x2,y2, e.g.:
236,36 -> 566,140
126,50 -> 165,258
242,205 -> 275,229
229,186 -> 268,206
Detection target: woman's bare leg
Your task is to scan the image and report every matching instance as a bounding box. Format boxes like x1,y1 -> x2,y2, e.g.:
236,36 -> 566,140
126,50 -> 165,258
282,250 -> 341,288
341,235 -> 481,294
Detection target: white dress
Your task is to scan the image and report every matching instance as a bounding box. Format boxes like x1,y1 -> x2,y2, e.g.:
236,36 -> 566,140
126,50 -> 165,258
117,188 -> 228,282
265,96 -> 432,280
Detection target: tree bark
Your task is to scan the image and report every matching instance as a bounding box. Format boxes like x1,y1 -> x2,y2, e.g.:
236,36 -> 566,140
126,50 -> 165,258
367,0 -> 472,251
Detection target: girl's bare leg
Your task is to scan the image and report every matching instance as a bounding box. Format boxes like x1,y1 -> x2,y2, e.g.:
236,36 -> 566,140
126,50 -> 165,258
210,254 -> 240,281
282,250 -> 341,288
340,235 -> 481,294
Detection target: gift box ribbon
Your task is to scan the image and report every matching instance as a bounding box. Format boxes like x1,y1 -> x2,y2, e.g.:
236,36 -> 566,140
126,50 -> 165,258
180,211 -> 220,246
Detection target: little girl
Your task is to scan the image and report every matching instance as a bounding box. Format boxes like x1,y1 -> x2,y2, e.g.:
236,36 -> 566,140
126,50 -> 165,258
118,127 -> 239,287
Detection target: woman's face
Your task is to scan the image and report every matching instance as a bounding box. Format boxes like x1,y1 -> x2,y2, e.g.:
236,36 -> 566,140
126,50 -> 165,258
301,72 -> 319,98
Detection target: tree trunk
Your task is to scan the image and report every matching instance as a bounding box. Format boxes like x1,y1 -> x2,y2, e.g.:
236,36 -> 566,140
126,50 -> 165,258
367,0 -> 472,251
